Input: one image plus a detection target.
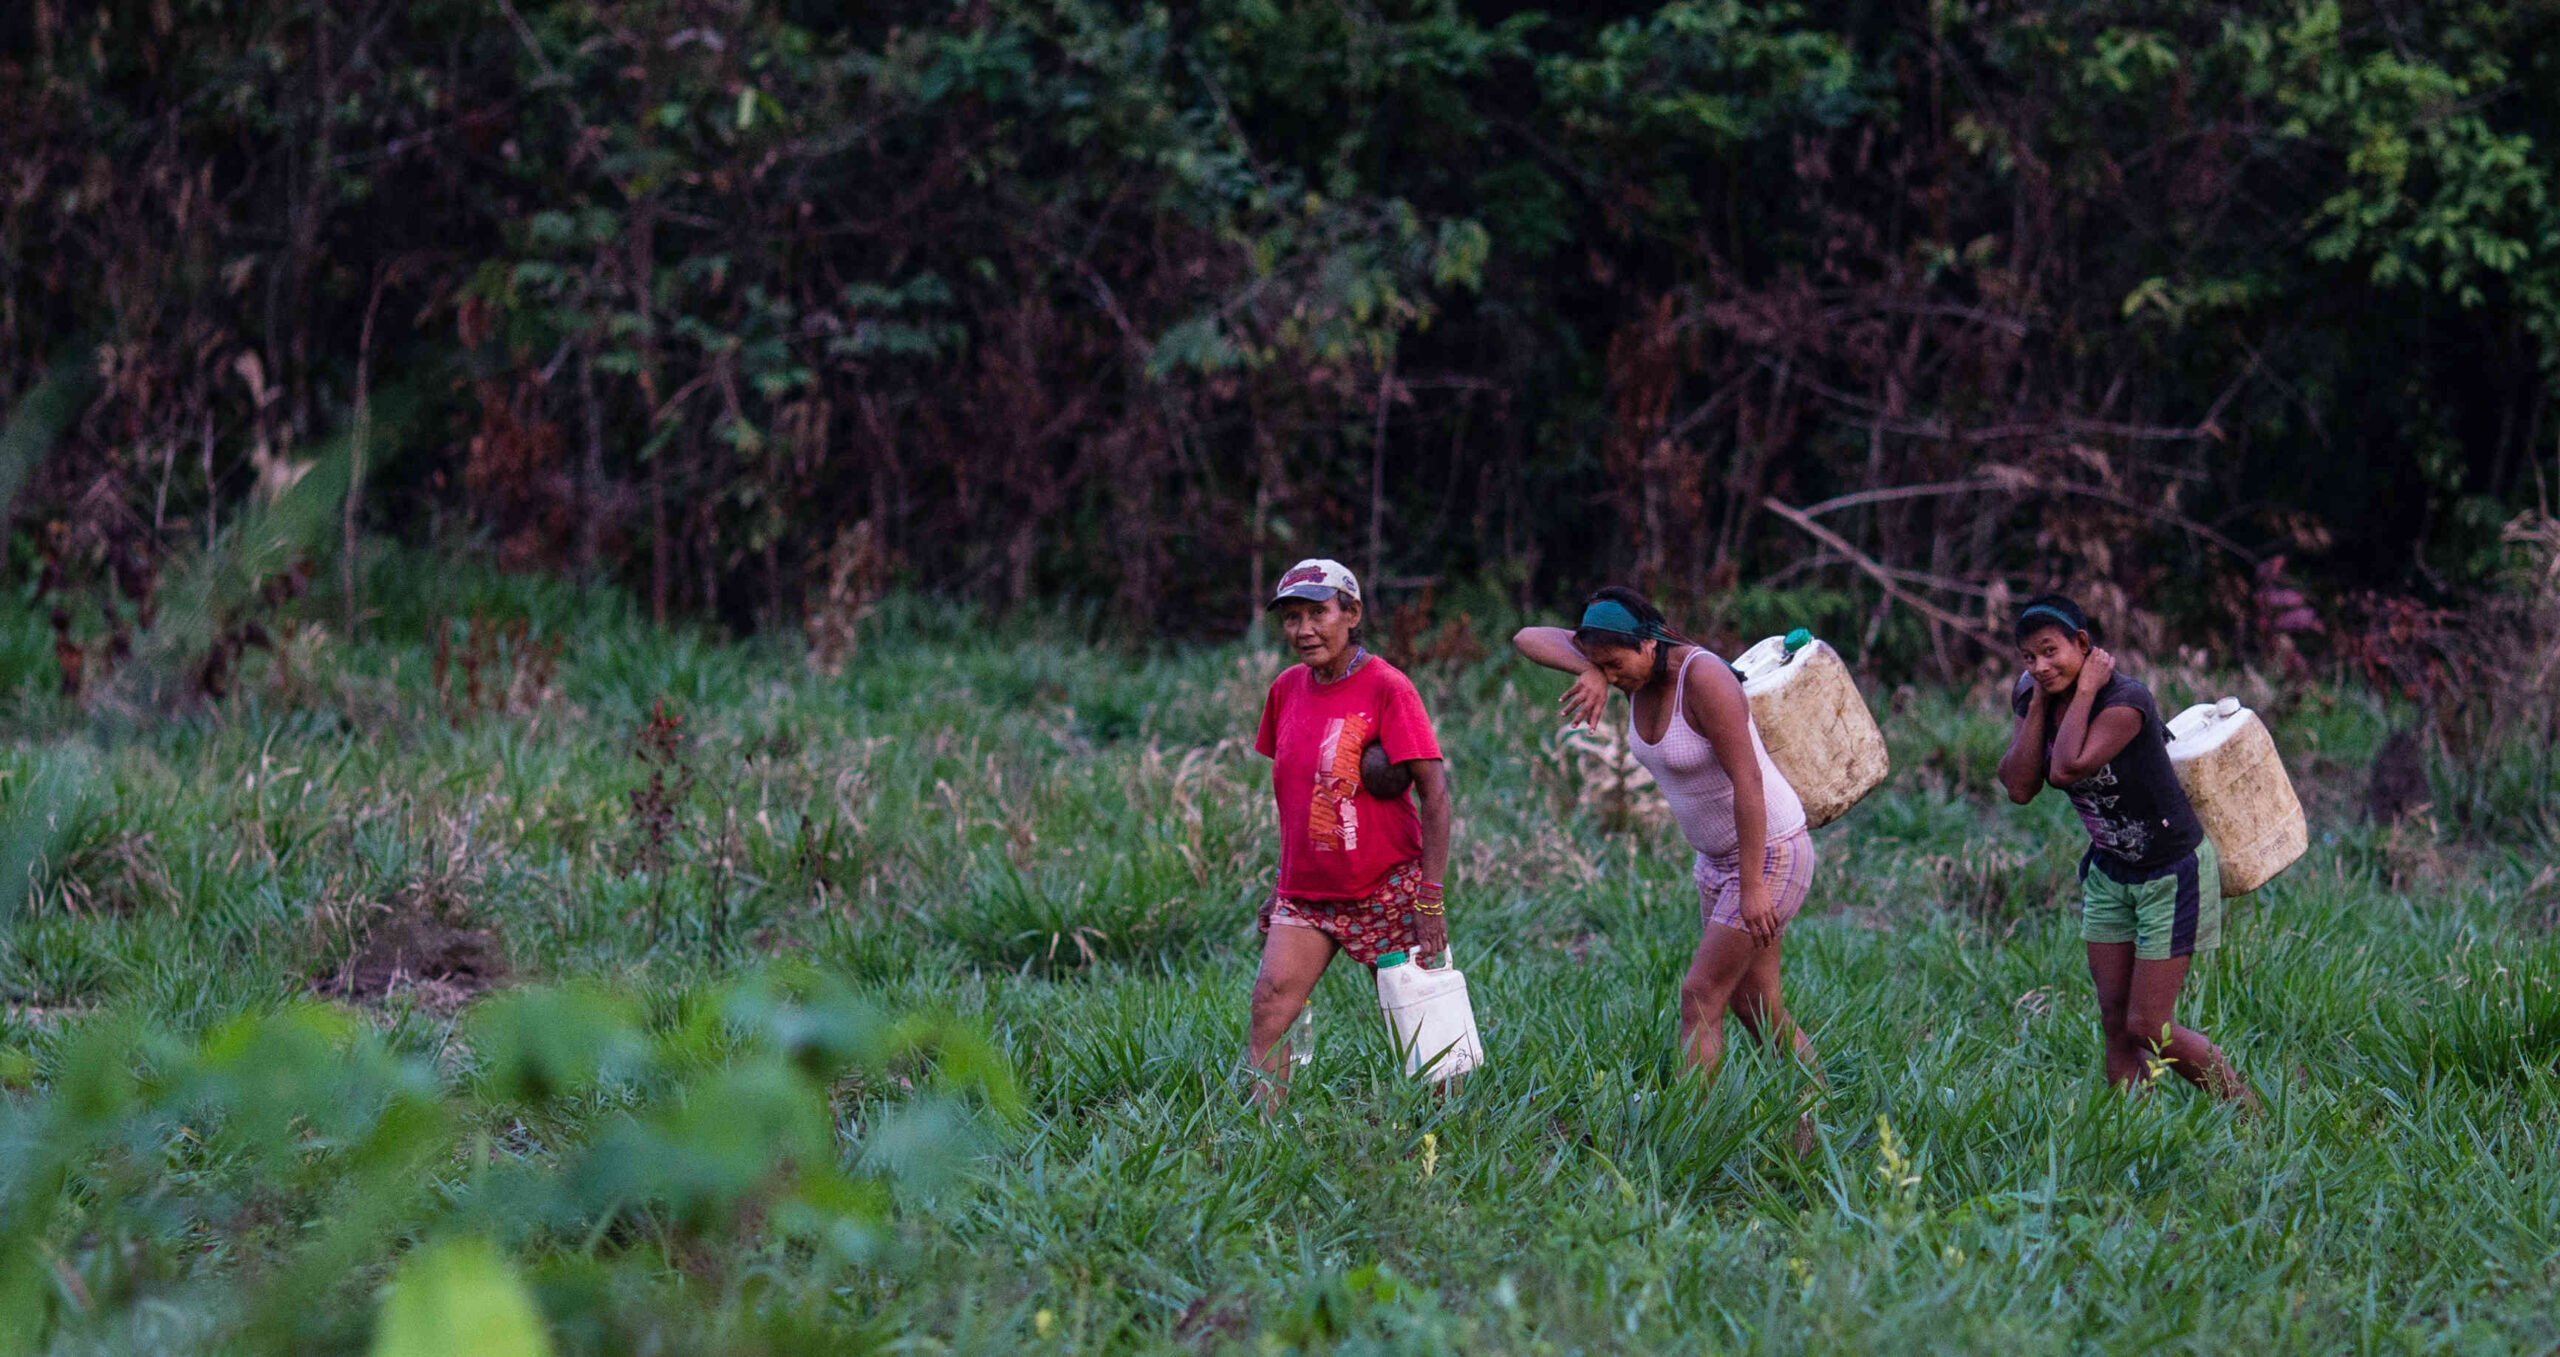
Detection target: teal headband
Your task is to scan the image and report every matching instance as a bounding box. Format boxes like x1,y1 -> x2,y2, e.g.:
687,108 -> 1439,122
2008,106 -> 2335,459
1578,599 -> 1658,640
2016,604 -> 2083,635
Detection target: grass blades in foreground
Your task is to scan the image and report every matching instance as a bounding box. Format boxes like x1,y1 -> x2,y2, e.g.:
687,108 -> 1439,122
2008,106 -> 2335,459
0,561 -> 2555,1351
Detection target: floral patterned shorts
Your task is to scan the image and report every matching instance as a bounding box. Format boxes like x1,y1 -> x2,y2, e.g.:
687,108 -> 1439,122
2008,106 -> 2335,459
1264,862 -> 1423,966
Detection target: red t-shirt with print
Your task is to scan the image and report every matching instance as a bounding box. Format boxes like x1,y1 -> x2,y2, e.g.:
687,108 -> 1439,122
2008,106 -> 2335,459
1255,656 -> 1443,901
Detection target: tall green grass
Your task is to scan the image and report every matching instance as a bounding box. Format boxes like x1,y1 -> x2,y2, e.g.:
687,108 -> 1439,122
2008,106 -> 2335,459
1,554 -> 2556,1351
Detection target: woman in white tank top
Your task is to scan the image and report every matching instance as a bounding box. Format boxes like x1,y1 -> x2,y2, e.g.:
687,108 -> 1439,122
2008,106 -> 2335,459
1515,587 -> 1824,1104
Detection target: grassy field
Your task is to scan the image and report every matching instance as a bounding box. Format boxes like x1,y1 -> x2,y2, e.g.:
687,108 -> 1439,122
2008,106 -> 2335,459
3,557 -> 2558,1353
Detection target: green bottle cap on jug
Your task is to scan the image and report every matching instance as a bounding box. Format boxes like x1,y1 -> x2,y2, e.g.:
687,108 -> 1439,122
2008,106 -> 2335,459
1784,628 -> 1813,656
1373,950 -> 1410,968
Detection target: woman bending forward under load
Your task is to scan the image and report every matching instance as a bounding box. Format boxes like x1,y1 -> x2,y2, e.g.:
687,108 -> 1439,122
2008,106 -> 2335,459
1515,587 -> 1822,1094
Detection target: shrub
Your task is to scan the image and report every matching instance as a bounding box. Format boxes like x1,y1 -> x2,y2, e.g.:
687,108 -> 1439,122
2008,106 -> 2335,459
0,971 -> 1016,1354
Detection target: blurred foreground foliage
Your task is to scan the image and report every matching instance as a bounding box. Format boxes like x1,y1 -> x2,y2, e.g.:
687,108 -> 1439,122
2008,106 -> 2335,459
0,961 -> 1017,1354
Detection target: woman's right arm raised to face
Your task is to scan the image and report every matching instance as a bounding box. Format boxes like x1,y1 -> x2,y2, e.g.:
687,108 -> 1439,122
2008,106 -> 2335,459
1513,626 -> 1612,729
1511,625 -> 1593,674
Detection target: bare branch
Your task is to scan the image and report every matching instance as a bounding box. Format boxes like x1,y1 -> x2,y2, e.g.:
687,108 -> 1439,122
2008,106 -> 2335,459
1796,479 -> 2010,520
1788,470 -> 2258,563
1757,550 -> 2008,598
2052,480 -> 2257,562
492,0 -> 566,86
1781,356 -> 2247,447
1761,498 -> 2008,652
1660,372 -> 1752,448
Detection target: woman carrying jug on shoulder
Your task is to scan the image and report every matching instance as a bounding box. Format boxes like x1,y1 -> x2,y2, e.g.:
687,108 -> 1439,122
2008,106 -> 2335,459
1513,587 -> 1821,1087
1997,593 -> 2256,1109
1247,558 -> 1453,1109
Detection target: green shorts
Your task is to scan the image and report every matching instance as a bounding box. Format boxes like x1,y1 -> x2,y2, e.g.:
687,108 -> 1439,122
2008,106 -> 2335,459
2080,837 -> 2221,961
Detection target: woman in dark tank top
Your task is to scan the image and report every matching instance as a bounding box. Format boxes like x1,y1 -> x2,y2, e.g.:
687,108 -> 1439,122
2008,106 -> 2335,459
1996,593 -> 2258,1111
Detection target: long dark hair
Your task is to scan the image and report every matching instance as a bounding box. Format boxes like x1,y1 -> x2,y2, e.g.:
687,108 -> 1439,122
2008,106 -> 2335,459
1573,585 -> 1693,684
2013,592 -> 2104,646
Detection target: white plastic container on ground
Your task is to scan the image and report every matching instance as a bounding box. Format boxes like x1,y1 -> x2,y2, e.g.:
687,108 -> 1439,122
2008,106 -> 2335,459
1731,631 -> 1890,827
1373,948 -> 1484,1082
2165,696 -> 2309,897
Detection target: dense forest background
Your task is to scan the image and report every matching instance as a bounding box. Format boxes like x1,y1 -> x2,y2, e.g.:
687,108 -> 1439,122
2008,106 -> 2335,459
7,0 -> 2560,679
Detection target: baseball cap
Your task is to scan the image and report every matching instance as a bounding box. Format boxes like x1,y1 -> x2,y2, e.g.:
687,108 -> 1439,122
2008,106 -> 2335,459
1267,557 -> 1361,609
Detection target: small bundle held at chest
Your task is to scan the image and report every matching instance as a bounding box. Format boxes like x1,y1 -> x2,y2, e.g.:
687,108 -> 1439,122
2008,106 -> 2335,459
1359,740 -> 1413,800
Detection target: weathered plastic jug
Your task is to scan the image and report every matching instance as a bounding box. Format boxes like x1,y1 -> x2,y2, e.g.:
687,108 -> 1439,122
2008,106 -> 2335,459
1373,949 -> 1484,1082
1731,629 -> 1890,827
2165,696 -> 2308,897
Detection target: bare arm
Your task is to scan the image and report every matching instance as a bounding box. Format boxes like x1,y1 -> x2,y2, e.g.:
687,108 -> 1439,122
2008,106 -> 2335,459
2045,648 -> 2142,784
1686,656 -> 1778,942
1998,681 -> 2051,805
2049,703 -> 2143,785
1512,625 -> 1611,729
1510,625 -> 1592,674
1407,758 -> 1452,961
1408,758 -> 1451,885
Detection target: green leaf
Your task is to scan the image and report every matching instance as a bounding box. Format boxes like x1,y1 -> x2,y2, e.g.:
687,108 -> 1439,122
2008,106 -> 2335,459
1431,220 -> 1491,289
1145,317 -> 1243,378
372,1238 -> 553,1357
466,984 -> 644,1105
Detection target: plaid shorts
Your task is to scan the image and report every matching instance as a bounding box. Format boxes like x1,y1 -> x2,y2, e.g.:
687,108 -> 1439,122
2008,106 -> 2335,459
1694,826 -> 1817,933
1265,862 -> 1424,966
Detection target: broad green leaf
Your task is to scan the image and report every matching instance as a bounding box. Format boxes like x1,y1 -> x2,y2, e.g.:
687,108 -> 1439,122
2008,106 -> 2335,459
372,1238 -> 552,1357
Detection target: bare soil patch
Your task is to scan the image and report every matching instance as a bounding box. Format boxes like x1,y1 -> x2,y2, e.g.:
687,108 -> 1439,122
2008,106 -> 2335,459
317,911 -> 507,1013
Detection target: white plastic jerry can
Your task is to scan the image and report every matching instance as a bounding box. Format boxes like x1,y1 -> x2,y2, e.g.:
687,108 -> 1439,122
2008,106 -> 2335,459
2165,696 -> 2309,897
1731,629 -> 1890,827
1373,948 -> 1484,1082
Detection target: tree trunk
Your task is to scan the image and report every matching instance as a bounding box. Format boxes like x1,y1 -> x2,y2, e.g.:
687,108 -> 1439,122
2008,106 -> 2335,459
1369,353 -> 1393,587
695,421 -> 718,621
201,413 -> 216,551
578,336 -> 604,577
288,0 -> 339,445
627,203 -> 668,626
343,262 -> 388,638
1249,380 -> 1274,637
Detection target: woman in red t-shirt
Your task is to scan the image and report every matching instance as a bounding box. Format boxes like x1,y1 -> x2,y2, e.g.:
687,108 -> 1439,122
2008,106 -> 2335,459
1248,558 -> 1453,1108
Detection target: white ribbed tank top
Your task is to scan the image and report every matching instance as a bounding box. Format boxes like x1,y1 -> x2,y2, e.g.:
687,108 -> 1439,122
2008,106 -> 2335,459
1627,650 -> 1808,858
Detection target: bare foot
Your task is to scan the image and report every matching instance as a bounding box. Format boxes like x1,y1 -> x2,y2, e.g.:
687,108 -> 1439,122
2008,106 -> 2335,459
2226,1079 -> 2265,1121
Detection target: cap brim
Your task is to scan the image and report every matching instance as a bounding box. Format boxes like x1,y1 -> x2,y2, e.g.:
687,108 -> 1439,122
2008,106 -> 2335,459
1265,584 -> 1344,609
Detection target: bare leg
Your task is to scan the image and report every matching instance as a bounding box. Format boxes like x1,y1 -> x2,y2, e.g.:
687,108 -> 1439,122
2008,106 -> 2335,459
2124,955 -> 2258,1109
2086,942 -> 2152,1086
1726,930 -> 1824,1154
1727,933 -> 1823,1083
1679,923 -> 1763,1078
1246,923 -> 1338,1112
